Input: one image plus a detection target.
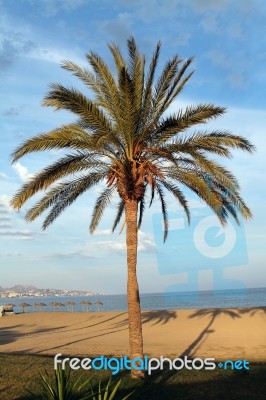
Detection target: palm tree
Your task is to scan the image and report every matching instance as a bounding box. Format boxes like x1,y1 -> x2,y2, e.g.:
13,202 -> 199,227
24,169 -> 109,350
10,37 -> 254,377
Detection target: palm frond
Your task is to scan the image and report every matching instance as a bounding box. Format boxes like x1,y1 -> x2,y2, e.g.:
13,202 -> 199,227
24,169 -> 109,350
12,154 -> 109,209
156,183 -> 168,241
163,58 -> 194,109
138,196 -> 145,229
155,104 -> 226,144
108,42 -> 126,72
152,58 -> 194,121
161,180 -> 190,223
127,36 -> 145,122
86,51 -> 124,126
118,65 -> 135,154
61,60 -> 108,106
43,84 -> 113,133
167,130 -> 255,156
167,169 -> 224,214
11,125 -> 94,162
90,186 -> 116,233
112,200 -> 125,232
25,173 -> 104,228
142,41 -> 161,127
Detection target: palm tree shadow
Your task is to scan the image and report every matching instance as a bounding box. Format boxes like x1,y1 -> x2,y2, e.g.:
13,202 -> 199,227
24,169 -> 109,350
238,306 -> 266,316
142,310 -> 177,325
0,324 -> 67,347
112,310 -> 177,329
39,311 -> 177,351
0,325 -> 24,345
180,308 -> 241,358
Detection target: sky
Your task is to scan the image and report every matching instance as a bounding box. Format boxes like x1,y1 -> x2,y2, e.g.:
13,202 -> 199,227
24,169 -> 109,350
0,0 -> 265,295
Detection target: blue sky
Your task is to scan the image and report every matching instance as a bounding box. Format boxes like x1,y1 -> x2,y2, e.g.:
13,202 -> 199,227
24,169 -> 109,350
0,0 -> 265,294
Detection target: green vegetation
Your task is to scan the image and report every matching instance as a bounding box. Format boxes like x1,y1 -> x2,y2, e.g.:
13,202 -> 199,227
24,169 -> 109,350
26,364 -> 133,400
27,364 -> 92,400
1,354 -> 265,400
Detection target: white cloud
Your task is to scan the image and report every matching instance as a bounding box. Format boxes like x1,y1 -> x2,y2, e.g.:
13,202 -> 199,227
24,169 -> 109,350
92,231 -> 155,254
138,230 -> 156,252
94,229 -> 112,236
101,13 -> 132,43
12,162 -> 34,182
39,229 -> 156,262
43,249 -> 95,260
95,240 -> 126,253
0,194 -> 11,210
25,45 -> 85,66
0,172 -> 9,179
0,229 -> 35,240
0,7 -> 85,70
0,221 -> 11,228
0,194 -> 36,240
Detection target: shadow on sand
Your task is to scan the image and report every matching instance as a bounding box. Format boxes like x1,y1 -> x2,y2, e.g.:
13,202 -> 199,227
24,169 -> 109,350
1,307 -> 265,360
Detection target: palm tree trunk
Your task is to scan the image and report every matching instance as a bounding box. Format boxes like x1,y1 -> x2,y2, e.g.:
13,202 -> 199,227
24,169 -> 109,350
125,199 -> 144,378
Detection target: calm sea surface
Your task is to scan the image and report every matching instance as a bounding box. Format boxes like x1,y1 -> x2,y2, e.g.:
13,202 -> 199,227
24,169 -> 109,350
1,288 -> 265,313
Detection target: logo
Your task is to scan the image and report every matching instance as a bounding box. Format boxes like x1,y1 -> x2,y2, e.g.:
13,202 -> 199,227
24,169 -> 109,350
54,354 -> 250,375
152,207 -> 249,296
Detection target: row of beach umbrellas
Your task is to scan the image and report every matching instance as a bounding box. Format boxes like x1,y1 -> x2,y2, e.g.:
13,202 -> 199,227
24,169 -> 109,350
3,300 -> 103,312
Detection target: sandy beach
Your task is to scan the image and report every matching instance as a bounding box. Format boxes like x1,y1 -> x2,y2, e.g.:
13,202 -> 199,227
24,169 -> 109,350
0,307 -> 265,361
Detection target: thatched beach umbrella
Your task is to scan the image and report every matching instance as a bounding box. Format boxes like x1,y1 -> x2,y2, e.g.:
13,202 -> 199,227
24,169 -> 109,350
80,300 -> 92,311
66,301 -> 76,312
57,302 -> 65,311
33,302 -> 40,311
35,302 -> 47,311
4,303 -> 15,308
49,301 -> 65,311
49,302 -> 58,312
18,302 -> 31,313
94,300 -> 103,312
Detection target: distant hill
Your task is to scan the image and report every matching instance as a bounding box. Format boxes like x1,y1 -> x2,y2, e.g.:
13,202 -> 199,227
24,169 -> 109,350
9,285 -> 39,293
0,285 -> 100,297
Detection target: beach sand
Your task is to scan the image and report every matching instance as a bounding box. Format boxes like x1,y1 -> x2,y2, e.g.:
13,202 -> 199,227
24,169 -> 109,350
0,307 -> 265,360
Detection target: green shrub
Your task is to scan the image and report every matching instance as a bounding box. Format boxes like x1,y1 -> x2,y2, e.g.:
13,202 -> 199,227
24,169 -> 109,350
27,365 -> 134,400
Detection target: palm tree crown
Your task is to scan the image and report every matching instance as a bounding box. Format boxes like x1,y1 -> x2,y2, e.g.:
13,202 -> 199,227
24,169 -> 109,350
11,37 -> 253,235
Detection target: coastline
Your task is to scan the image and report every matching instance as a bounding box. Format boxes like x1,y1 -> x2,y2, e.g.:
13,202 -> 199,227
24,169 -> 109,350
1,307 -> 265,361
1,288 -> 266,312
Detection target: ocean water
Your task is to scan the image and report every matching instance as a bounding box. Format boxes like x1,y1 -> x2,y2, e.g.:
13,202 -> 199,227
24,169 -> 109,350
1,287 -> 265,313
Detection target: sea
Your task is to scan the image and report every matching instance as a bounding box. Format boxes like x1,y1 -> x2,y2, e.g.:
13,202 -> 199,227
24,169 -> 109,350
1,287 -> 265,313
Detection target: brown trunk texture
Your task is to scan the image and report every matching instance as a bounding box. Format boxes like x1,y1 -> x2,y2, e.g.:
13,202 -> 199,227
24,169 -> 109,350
125,199 -> 145,378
